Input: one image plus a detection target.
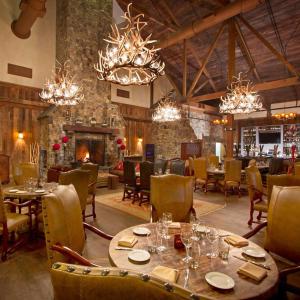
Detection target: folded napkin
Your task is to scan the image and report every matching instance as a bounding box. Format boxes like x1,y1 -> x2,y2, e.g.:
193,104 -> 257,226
238,262 -> 267,282
225,235 -> 249,248
118,236 -> 138,248
168,222 -> 181,229
151,266 -> 179,283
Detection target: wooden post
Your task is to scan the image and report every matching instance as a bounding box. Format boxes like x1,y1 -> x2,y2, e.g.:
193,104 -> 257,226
183,39 -> 187,96
225,19 -> 236,158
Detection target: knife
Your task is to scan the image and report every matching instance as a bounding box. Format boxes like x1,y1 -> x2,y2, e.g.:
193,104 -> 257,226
233,255 -> 271,270
183,268 -> 189,288
115,247 -> 133,251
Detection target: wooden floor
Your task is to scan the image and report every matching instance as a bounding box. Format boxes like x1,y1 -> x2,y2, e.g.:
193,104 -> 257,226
0,186 -> 298,300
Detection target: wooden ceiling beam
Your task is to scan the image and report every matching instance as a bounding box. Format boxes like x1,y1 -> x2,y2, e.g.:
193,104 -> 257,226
187,23 -> 225,97
193,80 -> 209,95
183,39 -> 187,96
238,16 -> 300,77
234,19 -> 261,81
157,0 -> 263,49
188,76 -> 300,103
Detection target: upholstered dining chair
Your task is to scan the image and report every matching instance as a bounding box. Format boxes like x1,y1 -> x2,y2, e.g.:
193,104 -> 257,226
12,162 -> 38,185
207,155 -> 219,168
123,160 -> 139,202
193,158 -> 215,193
150,175 -> 195,222
188,157 -> 194,176
154,158 -> 168,174
42,184 -> 113,267
170,159 -> 185,176
0,184 -> 33,261
219,160 -> 242,197
50,263 -> 206,300
244,186 -> 300,297
80,163 -> 99,219
58,169 -> 90,220
268,158 -> 284,175
139,161 -> 154,206
246,165 -> 268,226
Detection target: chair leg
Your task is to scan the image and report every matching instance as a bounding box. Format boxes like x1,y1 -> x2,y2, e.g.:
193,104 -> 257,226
122,188 -> 126,201
248,202 -> 254,226
238,183 -> 241,198
82,210 -> 86,222
1,229 -> 8,261
92,196 -> 96,219
257,211 -> 262,221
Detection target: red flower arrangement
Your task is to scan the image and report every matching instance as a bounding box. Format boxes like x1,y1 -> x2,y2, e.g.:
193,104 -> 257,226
52,143 -> 61,151
62,136 -> 69,143
120,144 -> 126,151
116,138 -> 122,145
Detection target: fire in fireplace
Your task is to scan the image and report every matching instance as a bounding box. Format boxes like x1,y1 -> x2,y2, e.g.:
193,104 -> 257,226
75,139 -> 105,165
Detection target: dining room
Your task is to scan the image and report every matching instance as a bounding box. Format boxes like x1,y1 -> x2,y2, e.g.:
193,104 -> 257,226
0,0 -> 300,299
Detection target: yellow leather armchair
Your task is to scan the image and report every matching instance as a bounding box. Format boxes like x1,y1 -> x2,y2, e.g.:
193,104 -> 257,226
207,155 -> 219,168
59,169 -> 90,219
244,186 -> 300,297
150,175 -> 194,222
42,184 -> 112,267
13,162 -> 38,185
51,263 -> 206,300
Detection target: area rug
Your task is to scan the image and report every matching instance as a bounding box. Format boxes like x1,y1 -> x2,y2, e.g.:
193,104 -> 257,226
95,191 -> 226,221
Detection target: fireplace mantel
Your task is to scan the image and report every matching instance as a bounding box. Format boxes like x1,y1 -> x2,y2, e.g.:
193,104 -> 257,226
63,125 -> 119,136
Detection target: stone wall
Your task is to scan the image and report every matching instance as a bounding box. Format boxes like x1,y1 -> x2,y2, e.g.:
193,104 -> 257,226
39,0 -> 124,166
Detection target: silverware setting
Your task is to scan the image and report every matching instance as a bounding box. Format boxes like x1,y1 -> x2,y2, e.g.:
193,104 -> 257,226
233,255 -> 271,270
115,247 -> 133,251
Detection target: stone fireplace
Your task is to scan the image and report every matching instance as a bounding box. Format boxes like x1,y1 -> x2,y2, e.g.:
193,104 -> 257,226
75,139 -> 105,165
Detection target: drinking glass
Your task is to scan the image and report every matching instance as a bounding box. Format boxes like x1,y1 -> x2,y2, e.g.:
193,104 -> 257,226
190,215 -> 199,241
218,237 -> 230,261
196,221 -> 208,240
190,240 -> 200,269
156,220 -> 167,253
158,168 -> 163,175
162,212 -> 172,239
206,227 -> 219,258
180,229 -> 193,263
146,231 -> 157,254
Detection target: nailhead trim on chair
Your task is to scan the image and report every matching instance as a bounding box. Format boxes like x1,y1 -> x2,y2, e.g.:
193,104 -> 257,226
83,268 -> 91,275
190,294 -> 200,300
52,263 -> 61,269
140,274 -> 150,281
119,270 -> 128,277
100,269 -> 110,276
67,266 -> 76,272
164,283 -> 174,292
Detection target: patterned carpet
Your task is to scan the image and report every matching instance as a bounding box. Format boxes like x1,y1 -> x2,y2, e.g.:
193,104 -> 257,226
95,191 -> 226,221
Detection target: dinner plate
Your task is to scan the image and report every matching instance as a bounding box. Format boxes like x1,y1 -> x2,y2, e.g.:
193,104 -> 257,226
128,250 -> 150,263
16,190 -> 27,194
242,247 -> 266,258
205,272 -> 235,290
35,189 -> 46,193
8,189 -> 18,193
133,227 -> 151,236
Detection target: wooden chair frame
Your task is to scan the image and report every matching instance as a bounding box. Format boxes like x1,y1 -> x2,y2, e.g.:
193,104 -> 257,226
84,181 -> 97,220
248,185 -> 267,226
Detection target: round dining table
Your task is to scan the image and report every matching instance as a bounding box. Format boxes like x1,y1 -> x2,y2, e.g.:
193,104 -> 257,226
109,223 -> 278,300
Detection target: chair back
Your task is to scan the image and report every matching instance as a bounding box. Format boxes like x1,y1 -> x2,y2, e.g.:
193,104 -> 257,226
13,162 -> 38,185
139,161 -> 154,191
266,174 -> 300,202
81,163 -> 99,194
224,160 -> 242,182
0,183 -> 7,224
194,158 -> 207,180
42,185 -> 86,266
154,159 -> 168,174
51,263 -> 209,300
246,166 -> 263,201
265,186 -> 300,263
170,160 -> 185,176
150,175 -> 193,222
188,157 -> 194,175
268,158 -> 284,175
123,160 -> 137,187
59,169 -> 90,211
295,163 -> 300,175
208,155 -> 219,168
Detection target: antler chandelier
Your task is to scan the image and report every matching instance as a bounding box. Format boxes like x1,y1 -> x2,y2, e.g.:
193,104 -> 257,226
219,73 -> 263,114
95,3 -> 165,86
152,91 -> 181,122
40,61 -> 84,106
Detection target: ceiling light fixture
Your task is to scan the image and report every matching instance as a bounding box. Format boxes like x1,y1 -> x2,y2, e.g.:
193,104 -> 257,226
152,90 -> 181,123
272,112 -> 297,120
219,73 -> 263,114
95,3 -> 165,86
212,118 -> 228,125
40,61 -> 84,106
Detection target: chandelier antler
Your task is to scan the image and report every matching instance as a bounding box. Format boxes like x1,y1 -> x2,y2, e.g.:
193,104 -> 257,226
152,90 -> 181,122
95,3 -> 165,86
219,73 -> 263,114
40,61 -> 84,106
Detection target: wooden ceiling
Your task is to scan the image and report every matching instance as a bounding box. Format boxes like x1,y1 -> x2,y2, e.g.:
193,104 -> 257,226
116,0 -> 300,109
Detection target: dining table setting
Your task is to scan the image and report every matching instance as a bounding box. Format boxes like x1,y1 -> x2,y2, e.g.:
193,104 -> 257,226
109,219 -> 278,300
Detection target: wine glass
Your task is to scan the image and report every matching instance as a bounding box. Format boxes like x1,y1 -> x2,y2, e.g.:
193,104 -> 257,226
206,227 -> 219,258
162,212 -> 172,239
156,220 -> 167,253
180,229 -> 193,263
190,215 -> 199,241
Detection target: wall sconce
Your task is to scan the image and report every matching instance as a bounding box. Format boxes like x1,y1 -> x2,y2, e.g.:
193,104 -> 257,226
18,132 -> 24,139
138,138 -> 143,143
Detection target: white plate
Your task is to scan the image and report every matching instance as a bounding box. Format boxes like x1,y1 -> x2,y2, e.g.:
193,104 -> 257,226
133,227 -> 151,236
128,250 -> 150,263
8,189 -> 18,193
35,189 -> 46,193
242,247 -> 266,258
16,190 -> 27,194
205,272 -> 235,290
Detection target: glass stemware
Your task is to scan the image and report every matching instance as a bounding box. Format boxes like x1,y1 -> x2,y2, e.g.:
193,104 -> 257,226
190,215 -> 199,241
206,227 -> 219,258
156,220 -> 167,253
162,212 -> 172,239
180,229 -> 193,263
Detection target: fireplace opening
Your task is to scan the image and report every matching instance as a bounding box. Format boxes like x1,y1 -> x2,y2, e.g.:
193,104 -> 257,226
75,139 -> 105,165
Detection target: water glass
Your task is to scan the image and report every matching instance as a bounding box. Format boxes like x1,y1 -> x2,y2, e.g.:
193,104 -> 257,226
147,231 -> 157,254
218,238 -> 230,261
180,229 -> 193,263
206,227 -> 219,258
162,212 -> 172,239
190,215 -> 199,241
196,221 -> 208,240
158,168 -> 163,175
156,220 -> 167,253
190,241 -> 200,269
